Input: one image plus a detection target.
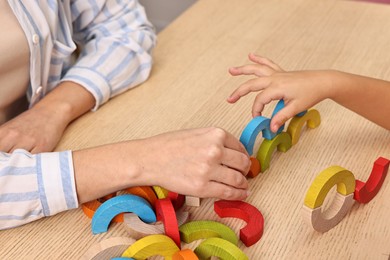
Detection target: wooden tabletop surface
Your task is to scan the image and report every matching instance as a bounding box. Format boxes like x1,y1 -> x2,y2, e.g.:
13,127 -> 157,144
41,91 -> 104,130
1,0 -> 390,259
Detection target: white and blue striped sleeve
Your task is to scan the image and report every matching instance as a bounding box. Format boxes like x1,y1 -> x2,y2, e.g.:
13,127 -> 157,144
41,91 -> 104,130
62,0 -> 157,111
0,149 -> 78,230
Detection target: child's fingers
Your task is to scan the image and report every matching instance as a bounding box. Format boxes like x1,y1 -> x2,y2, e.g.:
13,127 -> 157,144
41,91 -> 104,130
270,103 -> 300,132
227,78 -> 270,103
252,88 -> 285,117
229,64 -> 276,77
248,53 -> 284,72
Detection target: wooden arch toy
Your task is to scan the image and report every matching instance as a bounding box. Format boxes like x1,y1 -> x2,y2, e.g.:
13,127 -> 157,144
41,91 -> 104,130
91,194 -> 156,234
81,237 -> 135,260
125,186 -> 158,208
287,109 -> 321,145
239,116 -> 272,155
214,200 -> 264,247
302,166 -> 356,233
167,191 -> 186,210
194,237 -> 248,260
240,100 -> 311,155
302,193 -> 355,233
155,198 -> 181,248
82,193 -> 125,222
256,131 -> 292,172
354,157 -> 390,204
121,234 -> 179,259
172,249 -> 199,260
124,210 -> 189,240
153,186 -> 169,199
82,186 -> 158,223
239,100 -> 288,154
303,166 -> 356,208
247,157 -> 261,178
270,100 -> 307,133
179,220 -> 238,245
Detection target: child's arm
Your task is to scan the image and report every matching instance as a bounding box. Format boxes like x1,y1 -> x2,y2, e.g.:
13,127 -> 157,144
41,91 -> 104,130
227,53 -> 390,132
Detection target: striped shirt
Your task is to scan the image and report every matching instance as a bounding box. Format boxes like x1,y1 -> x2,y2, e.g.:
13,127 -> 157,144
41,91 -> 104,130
0,0 -> 156,230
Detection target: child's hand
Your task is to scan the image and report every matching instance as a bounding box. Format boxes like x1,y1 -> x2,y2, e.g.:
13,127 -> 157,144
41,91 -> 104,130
136,127 -> 251,201
227,53 -> 336,132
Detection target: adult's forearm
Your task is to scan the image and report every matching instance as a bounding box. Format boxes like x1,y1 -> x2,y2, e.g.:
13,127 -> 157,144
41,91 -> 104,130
33,81 -> 95,126
72,128 -> 250,204
72,141 -> 145,204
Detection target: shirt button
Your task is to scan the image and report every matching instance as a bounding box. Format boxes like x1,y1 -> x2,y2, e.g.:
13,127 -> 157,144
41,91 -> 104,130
32,34 -> 40,45
36,86 -> 43,95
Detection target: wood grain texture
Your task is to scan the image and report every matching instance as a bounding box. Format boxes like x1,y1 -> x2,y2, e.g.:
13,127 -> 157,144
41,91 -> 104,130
247,157 -> 261,178
172,249 -> 199,260
82,193 -> 126,223
194,237 -> 249,260
155,198 -> 181,248
287,109 -> 321,145
179,220 -> 239,245
256,131 -> 292,172
303,166 -> 356,209
153,186 -> 169,199
185,196 -> 201,207
121,234 -> 179,259
214,200 -> 264,247
81,237 -> 135,260
354,157 -> 390,203
123,210 -> 190,240
2,0 -> 390,259
302,193 -> 355,233
91,195 -> 156,234
125,186 -> 158,208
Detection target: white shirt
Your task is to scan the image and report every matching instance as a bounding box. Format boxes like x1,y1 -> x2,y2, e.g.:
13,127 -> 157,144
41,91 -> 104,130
0,0 -> 156,230
0,1 -> 30,123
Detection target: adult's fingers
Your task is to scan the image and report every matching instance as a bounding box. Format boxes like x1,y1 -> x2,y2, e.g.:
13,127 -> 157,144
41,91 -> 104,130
248,53 -> 284,72
211,166 -> 249,189
221,148 -> 250,175
205,181 -> 249,201
220,129 -> 248,155
31,145 -> 45,154
0,142 -> 14,153
0,138 -> 34,153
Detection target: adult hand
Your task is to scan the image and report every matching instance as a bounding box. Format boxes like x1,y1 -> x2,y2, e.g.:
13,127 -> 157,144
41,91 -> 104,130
0,81 -> 95,153
138,127 -> 251,200
0,106 -> 68,153
74,127 -> 252,203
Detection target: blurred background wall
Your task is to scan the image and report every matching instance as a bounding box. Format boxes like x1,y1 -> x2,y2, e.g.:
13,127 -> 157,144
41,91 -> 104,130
139,0 -> 197,32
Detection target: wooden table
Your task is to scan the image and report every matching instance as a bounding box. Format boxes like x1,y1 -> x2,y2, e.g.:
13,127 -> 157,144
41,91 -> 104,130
2,0 -> 390,259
